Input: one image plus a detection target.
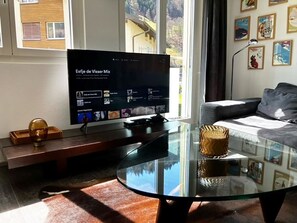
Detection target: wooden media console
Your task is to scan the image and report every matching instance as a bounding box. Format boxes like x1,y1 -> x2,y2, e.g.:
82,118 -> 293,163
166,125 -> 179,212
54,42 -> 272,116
1,121 -> 179,176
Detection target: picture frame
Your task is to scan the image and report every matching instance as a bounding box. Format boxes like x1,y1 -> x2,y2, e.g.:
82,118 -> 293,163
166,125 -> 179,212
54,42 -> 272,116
264,141 -> 283,165
241,0 -> 257,12
269,0 -> 288,6
242,139 -> 257,155
288,148 -> 297,172
273,170 -> 293,190
287,5 -> 297,33
248,46 -> 265,69
272,40 -> 293,66
234,16 -> 250,41
257,13 -> 276,40
247,158 -> 264,184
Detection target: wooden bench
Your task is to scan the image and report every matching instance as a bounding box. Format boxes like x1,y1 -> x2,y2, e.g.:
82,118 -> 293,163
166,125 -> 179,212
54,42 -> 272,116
1,121 -> 179,176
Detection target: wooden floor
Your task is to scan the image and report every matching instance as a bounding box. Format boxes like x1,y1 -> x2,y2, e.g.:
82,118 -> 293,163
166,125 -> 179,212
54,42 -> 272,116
1,144 -> 297,223
0,144 -> 133,214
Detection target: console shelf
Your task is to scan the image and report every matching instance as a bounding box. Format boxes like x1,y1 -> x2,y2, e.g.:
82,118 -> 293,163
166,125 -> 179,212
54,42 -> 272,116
1,121 -> 179,176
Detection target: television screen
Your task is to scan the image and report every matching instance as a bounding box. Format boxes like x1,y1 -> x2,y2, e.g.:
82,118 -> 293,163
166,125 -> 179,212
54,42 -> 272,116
67,49 -> 170,125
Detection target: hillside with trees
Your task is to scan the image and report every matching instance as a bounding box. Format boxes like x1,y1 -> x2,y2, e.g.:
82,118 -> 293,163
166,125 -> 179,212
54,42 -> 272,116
125,0 -> 184,65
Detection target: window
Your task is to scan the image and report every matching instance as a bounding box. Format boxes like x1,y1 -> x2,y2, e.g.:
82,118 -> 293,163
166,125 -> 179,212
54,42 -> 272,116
20,0 -> 39,4
22,23 -> 40,40
47,22 -> 65,39
125,0 -> 191,120
166,0 -> 184,118
125,0 -> 157,53
0,0 -> 70,56
14,0 -> 68,51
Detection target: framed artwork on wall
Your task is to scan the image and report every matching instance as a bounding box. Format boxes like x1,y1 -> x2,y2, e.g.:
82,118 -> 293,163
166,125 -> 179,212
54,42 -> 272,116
247,158 -> 264,184
248,46 -> 265,69
241,0 -> 257,12
234,16 -> 250,41
272,40 -> 293,66
288,148 -> 297,172
287,5 -> 297,33
257,13 -> 276,40
269,0 -> 288,6
273,170 -> 293,190
264,141 -> 283,165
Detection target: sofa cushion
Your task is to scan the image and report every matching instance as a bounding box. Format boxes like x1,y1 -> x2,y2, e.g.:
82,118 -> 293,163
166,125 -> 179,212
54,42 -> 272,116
199,98 -> 261,125
257,88 -> 297,124
215,115 -> 297,149
275,82 -> 297,94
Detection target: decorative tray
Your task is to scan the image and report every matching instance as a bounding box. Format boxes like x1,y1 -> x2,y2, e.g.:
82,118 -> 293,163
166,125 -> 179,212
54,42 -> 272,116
9,126 -> 63,145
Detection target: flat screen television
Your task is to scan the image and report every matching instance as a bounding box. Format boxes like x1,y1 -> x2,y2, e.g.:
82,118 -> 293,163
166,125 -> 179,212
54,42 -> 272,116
67,49 -> 170,125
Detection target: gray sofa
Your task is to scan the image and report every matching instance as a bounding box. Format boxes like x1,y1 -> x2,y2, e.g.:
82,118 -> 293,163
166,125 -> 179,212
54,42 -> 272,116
200,82 -> 297,149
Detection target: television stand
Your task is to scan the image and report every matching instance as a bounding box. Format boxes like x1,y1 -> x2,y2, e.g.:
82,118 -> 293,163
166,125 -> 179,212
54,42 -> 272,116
1,121 -> 180,176
80,115 -> 89,134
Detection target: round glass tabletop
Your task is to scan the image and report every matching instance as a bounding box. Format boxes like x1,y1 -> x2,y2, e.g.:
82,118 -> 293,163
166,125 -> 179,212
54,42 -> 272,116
117,122 -> 297,201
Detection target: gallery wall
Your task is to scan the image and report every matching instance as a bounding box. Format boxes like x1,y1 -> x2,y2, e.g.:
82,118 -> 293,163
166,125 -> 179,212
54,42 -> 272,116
226,0 -> 297,99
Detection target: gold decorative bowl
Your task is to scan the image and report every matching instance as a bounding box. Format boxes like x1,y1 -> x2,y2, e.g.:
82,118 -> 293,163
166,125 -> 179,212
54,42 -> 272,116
199,125 -> 229,157
28,118 -> 48,147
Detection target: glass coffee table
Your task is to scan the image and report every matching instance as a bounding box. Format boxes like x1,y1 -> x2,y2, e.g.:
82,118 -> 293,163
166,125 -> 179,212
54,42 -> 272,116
117,122 -> 297,223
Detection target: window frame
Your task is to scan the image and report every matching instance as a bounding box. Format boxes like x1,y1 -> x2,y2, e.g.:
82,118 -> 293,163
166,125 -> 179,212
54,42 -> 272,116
0,1 -> 12,55
123,0 -> 199,122
158,0 -> 195,121
0,0 -> 71,57
0,23 -> 2,47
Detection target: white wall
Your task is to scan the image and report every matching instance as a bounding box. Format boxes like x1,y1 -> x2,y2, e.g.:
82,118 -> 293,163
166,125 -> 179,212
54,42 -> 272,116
0,60 -> 69,135
227,0 -> 297,99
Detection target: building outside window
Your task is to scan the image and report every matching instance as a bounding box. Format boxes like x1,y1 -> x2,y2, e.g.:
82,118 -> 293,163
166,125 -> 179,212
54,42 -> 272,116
15,0 -> 66,50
